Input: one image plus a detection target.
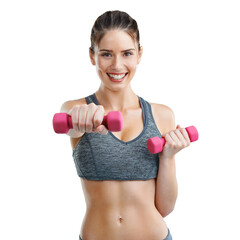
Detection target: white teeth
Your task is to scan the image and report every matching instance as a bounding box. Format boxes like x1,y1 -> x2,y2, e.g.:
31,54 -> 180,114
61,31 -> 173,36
108,73 -> 126,79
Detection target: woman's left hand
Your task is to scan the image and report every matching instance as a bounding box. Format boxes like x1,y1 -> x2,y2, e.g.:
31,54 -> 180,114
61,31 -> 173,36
159,125 -> 191,159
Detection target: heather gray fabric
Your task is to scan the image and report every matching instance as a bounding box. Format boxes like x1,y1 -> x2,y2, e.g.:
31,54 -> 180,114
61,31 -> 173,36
72,93 -> 162,181
79,228 -> 172,240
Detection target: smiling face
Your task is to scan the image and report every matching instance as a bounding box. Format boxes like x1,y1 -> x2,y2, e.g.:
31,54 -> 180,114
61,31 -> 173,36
89,29 -> 143,90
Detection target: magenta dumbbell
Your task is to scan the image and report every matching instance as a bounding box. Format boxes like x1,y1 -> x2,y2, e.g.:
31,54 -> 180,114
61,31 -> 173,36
147,126 -> 199,154
53,111 -> 123,134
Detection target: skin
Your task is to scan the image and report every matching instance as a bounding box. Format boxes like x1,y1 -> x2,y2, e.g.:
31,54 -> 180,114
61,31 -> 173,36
89,29 -> 143,112
63,29 -> 191,240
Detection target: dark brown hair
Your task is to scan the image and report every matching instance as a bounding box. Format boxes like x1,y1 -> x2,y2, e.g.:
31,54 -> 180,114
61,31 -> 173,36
90,10 -> 141,53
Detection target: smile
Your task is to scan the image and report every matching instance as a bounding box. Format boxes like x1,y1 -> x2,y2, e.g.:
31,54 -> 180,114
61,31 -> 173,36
107,73 -> 128,82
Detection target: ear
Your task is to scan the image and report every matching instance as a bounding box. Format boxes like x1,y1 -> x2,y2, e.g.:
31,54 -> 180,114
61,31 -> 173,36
89,48 -> 96,66
137,46 -> 143,65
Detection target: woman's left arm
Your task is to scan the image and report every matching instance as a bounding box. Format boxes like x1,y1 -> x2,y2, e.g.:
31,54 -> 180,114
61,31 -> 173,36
154,106 -> 191,217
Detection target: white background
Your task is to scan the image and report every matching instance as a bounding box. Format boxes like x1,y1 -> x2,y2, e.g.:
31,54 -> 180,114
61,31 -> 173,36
1,0 -> 239,239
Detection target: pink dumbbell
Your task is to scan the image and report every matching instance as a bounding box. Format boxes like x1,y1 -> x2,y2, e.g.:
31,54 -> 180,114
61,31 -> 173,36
53,111 -> 124,134
147,126 -> 199,154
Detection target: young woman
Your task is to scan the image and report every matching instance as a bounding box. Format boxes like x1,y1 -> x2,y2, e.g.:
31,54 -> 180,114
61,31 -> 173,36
61,10 -> 191,240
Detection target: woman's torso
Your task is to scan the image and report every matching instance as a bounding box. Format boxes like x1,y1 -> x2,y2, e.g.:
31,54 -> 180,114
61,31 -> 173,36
70,94 -> 169,240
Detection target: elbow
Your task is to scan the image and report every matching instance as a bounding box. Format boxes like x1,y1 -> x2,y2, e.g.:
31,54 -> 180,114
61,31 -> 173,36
160,206 -> 175,218
155,202 -> 176,218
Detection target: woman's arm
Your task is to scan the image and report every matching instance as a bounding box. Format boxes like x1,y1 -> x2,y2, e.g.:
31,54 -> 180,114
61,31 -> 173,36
154,105 -> 190,217
155,155 -> 178,217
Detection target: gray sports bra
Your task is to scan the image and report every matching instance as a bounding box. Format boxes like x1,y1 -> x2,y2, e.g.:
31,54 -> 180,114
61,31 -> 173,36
72,93 -> 162,181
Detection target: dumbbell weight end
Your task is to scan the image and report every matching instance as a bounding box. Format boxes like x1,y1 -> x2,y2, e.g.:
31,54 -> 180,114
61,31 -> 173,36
53,113 -> 73,134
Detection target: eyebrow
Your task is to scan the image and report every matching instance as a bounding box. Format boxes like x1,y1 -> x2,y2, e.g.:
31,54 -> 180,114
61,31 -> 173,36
99,48 -> 136,52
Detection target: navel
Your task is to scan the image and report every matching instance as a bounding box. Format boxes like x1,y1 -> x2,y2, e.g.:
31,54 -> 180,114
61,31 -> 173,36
117,216 -> 123,224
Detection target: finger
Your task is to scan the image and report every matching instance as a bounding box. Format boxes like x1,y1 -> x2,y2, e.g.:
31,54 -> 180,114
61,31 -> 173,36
93,105 -> 104,129
164,133 -> 176,148
174,129 -> 188,147
79,105 -> 88,133
169,130 -> 182,145
96,125 -> 108,135
178,128 -> 191,146
103,125 -> 109,134
68,107 -> 78,131
71,106 -> 80,132
85,103 -> 96,132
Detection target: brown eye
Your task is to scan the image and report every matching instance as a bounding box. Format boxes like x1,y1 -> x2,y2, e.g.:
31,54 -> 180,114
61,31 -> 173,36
101,53 -> 111,57
124,52 -> 133,56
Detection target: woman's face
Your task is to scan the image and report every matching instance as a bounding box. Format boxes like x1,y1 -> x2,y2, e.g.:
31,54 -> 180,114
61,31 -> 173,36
90,29 -> 143,90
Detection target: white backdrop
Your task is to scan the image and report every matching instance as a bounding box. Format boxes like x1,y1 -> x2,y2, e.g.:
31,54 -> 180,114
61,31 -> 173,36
1,0 -> 239,239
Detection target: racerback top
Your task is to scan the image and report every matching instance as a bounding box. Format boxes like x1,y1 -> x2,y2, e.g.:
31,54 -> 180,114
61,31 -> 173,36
72,93 -> 162,181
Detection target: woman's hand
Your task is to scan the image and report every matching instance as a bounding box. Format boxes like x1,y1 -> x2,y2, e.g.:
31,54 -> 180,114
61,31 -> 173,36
159,125 -> 191,159
68,103 -> 109,135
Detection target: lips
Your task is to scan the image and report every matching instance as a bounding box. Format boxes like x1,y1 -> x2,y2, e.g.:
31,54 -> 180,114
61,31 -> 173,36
107,72 -> 128,82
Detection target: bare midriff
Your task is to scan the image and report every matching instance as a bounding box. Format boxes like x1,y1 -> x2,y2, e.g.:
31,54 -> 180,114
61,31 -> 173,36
79,178 -> 169,240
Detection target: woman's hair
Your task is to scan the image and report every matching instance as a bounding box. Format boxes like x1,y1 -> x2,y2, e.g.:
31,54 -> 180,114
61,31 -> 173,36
90,10 -> 140,54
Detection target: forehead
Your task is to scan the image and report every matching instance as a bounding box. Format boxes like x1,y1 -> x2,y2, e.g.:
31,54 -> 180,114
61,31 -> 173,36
98,30 -> 136,50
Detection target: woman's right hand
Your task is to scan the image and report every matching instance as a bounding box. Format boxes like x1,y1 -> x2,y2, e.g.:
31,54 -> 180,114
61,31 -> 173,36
67,103 -> 109,135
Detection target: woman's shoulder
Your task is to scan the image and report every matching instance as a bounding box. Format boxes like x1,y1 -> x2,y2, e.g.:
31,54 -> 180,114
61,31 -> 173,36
149,102 -> 175,135
149,102 -> 174,118
60,97 -> 88,112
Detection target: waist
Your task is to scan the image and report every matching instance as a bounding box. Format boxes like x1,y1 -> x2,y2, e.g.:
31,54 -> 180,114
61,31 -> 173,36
81,205 -> 168,240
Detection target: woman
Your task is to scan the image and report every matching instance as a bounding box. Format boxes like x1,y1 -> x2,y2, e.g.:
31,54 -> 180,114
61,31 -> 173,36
61,10 -> 191,240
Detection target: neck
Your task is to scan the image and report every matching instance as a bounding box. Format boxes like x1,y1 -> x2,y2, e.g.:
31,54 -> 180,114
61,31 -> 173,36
95,84 -> 139,111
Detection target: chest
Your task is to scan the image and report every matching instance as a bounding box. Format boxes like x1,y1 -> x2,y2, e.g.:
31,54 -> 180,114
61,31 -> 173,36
111,107 -> 144,142
110,103 -> 163,143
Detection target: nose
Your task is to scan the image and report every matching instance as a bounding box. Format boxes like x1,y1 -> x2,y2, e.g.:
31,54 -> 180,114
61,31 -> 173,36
111,55 -> 123,70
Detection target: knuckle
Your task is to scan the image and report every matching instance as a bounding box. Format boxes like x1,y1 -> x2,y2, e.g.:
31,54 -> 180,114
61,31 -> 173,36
86,122 -> 93,131
88,102 -> 96,108
79,123 -> 85,131
175,129 -> 180,134
86,122 -> 93,128
71,105 -> 78,112
176,143 -> 182,148
80,104 -> 88,110
169,142 -> 176,148
98,105 -> 104,111
175,143 -> 180,148
182,142 -> 187,148
96,106 -> 104,115
94,118 -> 101,127
79,122 -> 85,128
